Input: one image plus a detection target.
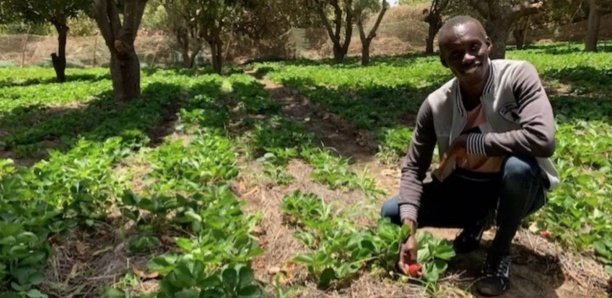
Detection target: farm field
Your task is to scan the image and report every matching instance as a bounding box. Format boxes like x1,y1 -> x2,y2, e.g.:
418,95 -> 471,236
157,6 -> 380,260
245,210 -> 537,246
0,44 -> 610,297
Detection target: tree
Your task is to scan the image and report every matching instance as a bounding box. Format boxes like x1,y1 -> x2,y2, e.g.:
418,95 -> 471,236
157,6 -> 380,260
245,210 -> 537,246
585,0 -> 612,51
512,16 -> 530,49
231,0 -> 297,61
3,0 -> 91,82
354,0 -> 389,65
422,0 -> 451,54
466,0 -> 544,59
159,0 -> 205,68
307,0 -> 355,62
93,0 -> 149,101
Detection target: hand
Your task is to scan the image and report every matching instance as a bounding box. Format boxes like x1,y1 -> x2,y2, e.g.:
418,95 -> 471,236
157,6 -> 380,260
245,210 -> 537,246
398,234 -> 418,275
435,134 -> 469,181
446,134 -> 468,161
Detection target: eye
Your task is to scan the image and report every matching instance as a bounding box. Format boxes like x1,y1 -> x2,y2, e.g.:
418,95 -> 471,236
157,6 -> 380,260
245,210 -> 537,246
471,43 -> 481,52
450,51 -> 463,60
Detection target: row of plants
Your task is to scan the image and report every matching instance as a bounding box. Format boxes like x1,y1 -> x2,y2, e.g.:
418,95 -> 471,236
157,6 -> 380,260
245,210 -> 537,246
0,70 -> 270,296
281,190 -> 455,294
0,136 -> 136,295
119,130 -> 264,297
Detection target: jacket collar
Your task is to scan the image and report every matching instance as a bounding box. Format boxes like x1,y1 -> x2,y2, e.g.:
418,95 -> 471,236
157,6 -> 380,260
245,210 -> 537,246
454,58 -> 495,116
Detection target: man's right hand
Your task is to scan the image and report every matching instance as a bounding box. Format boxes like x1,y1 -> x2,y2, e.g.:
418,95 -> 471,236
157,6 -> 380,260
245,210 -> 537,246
398,223 -> 418,274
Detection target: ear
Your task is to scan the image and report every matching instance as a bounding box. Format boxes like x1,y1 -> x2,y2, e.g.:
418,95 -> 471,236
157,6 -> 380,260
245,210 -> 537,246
485,36 -> 493,52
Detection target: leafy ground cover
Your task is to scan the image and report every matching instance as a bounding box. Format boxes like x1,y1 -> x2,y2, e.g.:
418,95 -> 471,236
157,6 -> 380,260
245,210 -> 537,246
0,43 -> 609,297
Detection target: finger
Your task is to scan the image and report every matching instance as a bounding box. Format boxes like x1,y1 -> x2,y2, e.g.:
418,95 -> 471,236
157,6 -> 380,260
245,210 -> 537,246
397,260 -> 408,274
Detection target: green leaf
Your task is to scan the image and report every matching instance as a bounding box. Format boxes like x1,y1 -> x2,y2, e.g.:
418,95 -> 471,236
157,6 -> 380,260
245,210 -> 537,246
222,267 -> 238,288
148,254 -> 178,274
293,254 -> 314,265
25,289 -> 46,298
175,289 -> 200,298
238,266 -> 255,289
318,267 -> 336,289
237,285 -> 262,297
102,287 -> 125,298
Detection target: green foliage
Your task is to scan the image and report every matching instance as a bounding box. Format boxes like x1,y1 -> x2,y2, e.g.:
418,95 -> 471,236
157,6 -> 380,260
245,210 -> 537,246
0,22 -> 51,35
146,130 -> 239,194
141,2 -> 169,30
281,191 -> 454,289
257,57 -> 447,129
301,147 -> 383,197
376,126 -> 413,164
0,69 -> 267,295
67,11 -> 98,36
0,137 -> 132,293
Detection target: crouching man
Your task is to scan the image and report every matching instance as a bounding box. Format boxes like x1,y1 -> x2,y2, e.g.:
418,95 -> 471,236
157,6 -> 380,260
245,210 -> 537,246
380,16 -> 559,296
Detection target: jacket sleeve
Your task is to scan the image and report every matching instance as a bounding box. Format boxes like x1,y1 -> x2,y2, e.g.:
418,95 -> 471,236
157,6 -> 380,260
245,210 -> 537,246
466,61 -> 556,157
398,99 -> 437,223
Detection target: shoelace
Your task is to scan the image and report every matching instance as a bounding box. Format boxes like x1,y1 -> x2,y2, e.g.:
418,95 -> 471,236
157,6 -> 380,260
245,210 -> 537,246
484,255 -> 511,277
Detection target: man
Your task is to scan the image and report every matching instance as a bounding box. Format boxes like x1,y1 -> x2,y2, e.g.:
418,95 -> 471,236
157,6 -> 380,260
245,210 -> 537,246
380,16 -> 559,296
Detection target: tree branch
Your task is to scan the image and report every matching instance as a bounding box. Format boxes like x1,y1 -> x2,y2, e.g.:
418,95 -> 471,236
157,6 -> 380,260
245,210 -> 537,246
316,3 -> 336,43
93,0 -> 113,43
468,0 -> 490,16
366,0 -> 388,40
341,0 -> 353,49
331,0 -> 343,40
511,1 -> 543,20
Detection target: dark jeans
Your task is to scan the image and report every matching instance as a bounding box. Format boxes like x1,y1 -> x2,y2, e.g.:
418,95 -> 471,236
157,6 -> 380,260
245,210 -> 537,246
381,156 -> 546,255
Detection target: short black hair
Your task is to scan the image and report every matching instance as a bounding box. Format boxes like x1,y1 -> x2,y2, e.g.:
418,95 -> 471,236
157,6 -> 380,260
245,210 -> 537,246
440,16 -> 483,33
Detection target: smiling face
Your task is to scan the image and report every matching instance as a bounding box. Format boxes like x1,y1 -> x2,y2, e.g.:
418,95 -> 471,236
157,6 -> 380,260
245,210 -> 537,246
439,21 -> 492,88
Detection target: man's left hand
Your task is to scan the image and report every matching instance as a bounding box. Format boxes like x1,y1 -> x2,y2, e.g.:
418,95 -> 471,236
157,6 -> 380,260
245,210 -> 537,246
436,134 -> 469,181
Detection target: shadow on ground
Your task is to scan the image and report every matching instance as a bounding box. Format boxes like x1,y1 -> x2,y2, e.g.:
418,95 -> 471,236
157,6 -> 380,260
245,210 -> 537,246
449,241 -> 566,298
543,65 -> 612,96
0,81 -> 189,165
0,72 -> 112,89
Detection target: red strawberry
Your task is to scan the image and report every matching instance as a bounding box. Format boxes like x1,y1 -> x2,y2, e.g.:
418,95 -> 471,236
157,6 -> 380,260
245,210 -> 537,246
408,263 -> 422,278
540,231 -> 551,239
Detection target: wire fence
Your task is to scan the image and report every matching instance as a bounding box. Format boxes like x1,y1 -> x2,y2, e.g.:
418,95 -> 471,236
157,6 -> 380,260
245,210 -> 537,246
0,18 -> 431,68
0,12 -> 610,68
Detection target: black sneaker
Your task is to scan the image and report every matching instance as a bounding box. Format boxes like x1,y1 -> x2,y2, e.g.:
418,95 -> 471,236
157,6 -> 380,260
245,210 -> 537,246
476,253 -> 512,296
453,221 -> 486,254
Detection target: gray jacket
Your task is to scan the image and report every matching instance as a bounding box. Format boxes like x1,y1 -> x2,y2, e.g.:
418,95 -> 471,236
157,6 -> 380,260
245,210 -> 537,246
399,59 -> 559,223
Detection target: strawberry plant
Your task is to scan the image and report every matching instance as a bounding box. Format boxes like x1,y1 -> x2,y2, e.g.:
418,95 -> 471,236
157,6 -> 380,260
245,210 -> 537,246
281,191 -> 454,289
300,147 -> 383,197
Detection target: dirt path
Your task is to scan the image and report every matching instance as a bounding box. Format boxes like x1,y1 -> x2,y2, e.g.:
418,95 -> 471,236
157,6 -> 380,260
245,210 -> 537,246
237,74 -> 609,297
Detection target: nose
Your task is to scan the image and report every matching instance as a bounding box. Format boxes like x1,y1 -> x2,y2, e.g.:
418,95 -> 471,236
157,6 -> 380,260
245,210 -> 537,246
462,52 -> 476,64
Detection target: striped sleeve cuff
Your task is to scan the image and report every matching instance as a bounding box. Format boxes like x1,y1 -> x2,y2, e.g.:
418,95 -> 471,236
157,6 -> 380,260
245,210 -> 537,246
467,133 -> 487,156
399,204 -> 418,224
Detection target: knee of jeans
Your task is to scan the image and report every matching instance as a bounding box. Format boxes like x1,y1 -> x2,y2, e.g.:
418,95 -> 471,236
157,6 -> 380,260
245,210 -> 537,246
503,156 -> 538,182
380,197 -> 398,218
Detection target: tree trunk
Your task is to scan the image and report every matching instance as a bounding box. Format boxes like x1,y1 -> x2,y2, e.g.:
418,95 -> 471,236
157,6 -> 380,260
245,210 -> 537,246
361,39 -> 371,66
425,21 -> 438,54
486,20 -> 511,59
188,49 -> 199,69
332,41 -> 347,62
51,19 -> 68,82
513,28 -> 526,49
210,39 -> 223,74
93,0 -> 148,101
182,49 -> 192,68
110,49 -> 141,101
585,0 -> 601,52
